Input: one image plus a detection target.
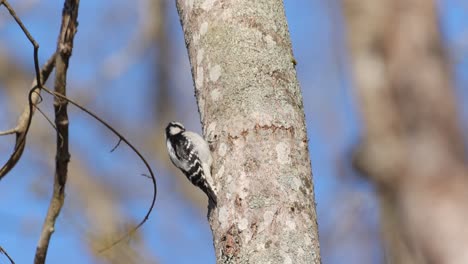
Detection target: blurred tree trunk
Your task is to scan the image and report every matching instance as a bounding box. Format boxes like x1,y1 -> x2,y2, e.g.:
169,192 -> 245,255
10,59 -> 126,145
176,0 -> 321,263
343,0 -> 468,263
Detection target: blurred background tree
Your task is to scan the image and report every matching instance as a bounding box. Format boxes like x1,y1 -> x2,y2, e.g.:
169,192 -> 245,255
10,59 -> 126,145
344,0 -> 468,263
0,0 -> 467,263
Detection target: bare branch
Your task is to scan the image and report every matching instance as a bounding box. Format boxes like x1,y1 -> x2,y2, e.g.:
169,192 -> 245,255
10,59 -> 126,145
2,1 -> 157,260
0,246 -> 15,264
34,1 -> 80,263
0,128 -> 17,136
0,0 -> 41,92
0,54 -> 56,179
141,173 -> 151,179
0,1 -> 56,180
35,106 -> 58,132
110,138 -> 122,152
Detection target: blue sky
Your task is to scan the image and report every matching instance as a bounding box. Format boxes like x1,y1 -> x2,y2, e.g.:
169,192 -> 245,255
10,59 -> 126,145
0,0 -> 467,263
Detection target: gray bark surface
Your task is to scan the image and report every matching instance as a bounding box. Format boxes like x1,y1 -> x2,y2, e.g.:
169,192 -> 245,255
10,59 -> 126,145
176,0 -> 321,263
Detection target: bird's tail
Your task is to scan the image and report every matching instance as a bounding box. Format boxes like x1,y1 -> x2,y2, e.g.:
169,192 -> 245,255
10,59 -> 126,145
206,187 -> 218,206
199,181 -> 217,206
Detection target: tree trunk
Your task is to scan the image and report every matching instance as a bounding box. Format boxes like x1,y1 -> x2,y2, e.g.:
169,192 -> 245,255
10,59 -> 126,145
343,0 -> 468,263
176,0 -> 321,263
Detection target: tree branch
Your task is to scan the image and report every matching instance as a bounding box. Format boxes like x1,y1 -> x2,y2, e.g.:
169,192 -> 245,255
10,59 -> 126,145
0,1 -> 55,180
2,1 -> 157,260
0,54 -> 55,179
0,246 -> 15,264
34,1 -> 80,263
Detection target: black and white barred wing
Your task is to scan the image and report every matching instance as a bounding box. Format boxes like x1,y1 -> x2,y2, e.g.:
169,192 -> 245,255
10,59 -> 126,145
173,136 -> 202,180
175,133 -> 217,205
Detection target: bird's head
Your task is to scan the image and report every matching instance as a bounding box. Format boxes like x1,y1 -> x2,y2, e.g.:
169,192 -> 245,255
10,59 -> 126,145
166,121 -> 185,137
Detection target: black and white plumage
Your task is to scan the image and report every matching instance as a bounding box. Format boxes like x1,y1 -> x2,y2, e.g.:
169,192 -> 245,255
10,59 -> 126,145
165,121 -> 217,205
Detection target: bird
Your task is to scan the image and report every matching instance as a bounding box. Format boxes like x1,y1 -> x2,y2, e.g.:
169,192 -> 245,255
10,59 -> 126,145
165,121 -> 217,205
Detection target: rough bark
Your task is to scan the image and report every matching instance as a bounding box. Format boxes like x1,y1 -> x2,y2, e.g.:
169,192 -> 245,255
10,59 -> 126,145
176,0 -> 321,263
34,1 -> 79,263
343,0 -> 468,263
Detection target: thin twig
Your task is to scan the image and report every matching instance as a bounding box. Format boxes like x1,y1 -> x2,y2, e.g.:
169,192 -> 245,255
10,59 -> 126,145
1,0 -> 41,92
140,173 -> 152,179
0,1 -> 53,180
36,103 -> 63,148
35,106 -> 58,132
3,0 -> 157,258
39,86 -> 158,253
35,105 -> 64,147
0,128 -> 17,136
0,246 -> 15,264
0,53 -> 55,179
110,138 -> 122,152
34,1 -> 79,263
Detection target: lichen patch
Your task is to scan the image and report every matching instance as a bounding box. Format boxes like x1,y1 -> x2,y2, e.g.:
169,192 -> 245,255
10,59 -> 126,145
192,33 -> 200,46
196,66 -> 204,88
218,143 -> 228,157
201,0 -> 217,10
219,206 -> 230,229
197,49 -> 205,65
276,142 -> 291,165
264,35 -> 276,47
284,254 -> 293,264
216,165 -> 225,179
238,218 -> 249,231
186,0 -> 194,10
263,210 -> 275,229
200,21 -> 209,36
211,88 -> 221,101
209,64 -> 222,82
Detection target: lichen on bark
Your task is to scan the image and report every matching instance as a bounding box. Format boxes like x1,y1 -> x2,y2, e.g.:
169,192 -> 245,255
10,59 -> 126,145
176,0 -> 321,263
